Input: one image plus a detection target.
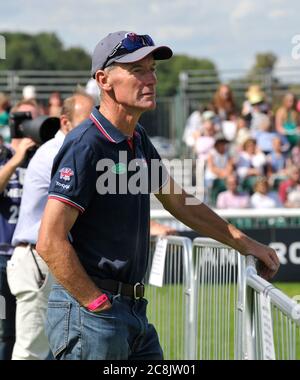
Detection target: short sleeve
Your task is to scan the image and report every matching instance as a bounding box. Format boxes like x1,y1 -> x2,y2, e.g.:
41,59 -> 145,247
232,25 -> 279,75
48,140 -> 97,213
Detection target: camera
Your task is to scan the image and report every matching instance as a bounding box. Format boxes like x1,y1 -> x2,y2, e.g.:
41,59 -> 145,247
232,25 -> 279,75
9,112 -> 60,145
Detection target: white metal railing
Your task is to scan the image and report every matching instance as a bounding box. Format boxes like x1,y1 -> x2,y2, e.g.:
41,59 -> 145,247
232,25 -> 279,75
146,236 -> 300,360
192,238 -> 240,359
150,208 -> 300,233
151,208 -> 300,221
244,256 -> 300,360
144,236 -> 193,359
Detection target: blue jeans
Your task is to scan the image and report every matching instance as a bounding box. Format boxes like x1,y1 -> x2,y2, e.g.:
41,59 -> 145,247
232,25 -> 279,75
46,284 -> 163,360
0,255 -> 16,360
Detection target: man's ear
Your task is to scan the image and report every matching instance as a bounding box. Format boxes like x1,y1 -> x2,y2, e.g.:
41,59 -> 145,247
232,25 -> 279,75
60,115 -> 72,134
95,70 -> 113,92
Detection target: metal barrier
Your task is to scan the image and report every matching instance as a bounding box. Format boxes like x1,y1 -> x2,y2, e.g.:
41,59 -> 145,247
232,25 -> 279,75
144,236 -> 193,359
192,238 -> 240,359
146,236 -> 300,360
244,257 -> 300,360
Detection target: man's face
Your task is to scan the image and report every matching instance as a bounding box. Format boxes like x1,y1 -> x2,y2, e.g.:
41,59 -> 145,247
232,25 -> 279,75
227,176 -> 237,192
16,104 -> 39,119
106,55 -> 157,112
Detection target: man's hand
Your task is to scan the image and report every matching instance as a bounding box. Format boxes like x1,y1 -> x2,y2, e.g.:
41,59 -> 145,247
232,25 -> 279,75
245,241 -> 280,281
0,138 -> 37,193
12,138 -> 36,167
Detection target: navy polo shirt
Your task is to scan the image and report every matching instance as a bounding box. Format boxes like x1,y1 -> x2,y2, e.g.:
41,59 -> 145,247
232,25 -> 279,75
48,106 -> 168,284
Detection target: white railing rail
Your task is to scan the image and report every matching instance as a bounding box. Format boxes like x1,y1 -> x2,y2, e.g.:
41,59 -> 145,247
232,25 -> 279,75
147,236 -> 300,360
151,208 -> 300,221
246,257 -> 300,327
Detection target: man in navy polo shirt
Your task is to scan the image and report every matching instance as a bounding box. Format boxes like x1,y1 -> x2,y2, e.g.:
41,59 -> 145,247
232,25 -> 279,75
37,31 -> 280,360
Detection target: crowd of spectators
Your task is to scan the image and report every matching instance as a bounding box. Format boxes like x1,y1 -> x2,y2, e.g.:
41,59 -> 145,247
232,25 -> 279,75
183,84 -> 300,209
1,83 -> 300,210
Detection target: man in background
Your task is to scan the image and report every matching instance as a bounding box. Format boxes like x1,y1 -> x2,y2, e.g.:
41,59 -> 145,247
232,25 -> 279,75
0,99 -> 37,360
7,91 -> 94,360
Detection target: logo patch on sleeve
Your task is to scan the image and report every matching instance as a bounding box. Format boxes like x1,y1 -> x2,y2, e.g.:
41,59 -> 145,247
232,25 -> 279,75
59,167 -> 74,181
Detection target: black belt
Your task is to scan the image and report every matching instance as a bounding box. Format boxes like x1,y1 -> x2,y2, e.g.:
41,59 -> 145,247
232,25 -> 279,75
17,242 -> 36,250
90,277 -> 145,299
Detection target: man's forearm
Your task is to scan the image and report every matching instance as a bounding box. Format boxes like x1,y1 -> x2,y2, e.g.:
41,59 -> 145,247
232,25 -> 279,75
38,239 -> 103,307
165,193 -> 255,255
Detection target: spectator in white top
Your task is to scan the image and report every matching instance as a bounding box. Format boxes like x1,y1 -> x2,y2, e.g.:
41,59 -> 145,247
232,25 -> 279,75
194,111 -> 217,162
205,133 -> 234,187
250,177 -> 282,208
182,105 -> 203,150
236,137 -> 266,192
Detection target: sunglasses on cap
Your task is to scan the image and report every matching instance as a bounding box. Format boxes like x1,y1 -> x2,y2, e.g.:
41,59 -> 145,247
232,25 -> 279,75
102,33 -> 155,70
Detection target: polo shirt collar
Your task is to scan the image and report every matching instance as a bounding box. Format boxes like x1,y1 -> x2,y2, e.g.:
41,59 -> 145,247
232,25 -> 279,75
90,106 -> 129,144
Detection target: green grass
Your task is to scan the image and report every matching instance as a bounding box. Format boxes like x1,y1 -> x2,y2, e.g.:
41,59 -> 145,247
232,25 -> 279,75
273,283 -> 300,298
146,282 -> 300,360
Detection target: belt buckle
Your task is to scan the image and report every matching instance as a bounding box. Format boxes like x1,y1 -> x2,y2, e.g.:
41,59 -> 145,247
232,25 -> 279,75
134,282 -> 144,299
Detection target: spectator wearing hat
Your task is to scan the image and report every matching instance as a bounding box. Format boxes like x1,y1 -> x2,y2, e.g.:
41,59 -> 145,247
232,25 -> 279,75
242,85 -> 270,118
245,88 -> 271,133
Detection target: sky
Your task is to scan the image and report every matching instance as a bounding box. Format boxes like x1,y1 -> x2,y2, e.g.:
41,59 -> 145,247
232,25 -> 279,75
1,0 -> 300,73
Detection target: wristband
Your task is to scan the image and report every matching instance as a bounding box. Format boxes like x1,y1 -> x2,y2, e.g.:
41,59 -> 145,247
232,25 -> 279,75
87,294 -> 109,311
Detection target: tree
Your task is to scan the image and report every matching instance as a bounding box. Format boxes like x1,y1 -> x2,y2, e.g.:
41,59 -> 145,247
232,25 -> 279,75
248,52 -> 277,80
0,32 -> 218,96
156,54 -> 217,96
0,32 -> 90,70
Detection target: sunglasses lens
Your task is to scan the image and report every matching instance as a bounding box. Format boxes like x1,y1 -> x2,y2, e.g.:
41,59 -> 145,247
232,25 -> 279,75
102,34 -> 155,70
122,34 -> 154,51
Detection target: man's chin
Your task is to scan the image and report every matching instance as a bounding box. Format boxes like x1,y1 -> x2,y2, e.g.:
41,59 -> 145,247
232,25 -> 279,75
140,101 -> 156,111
